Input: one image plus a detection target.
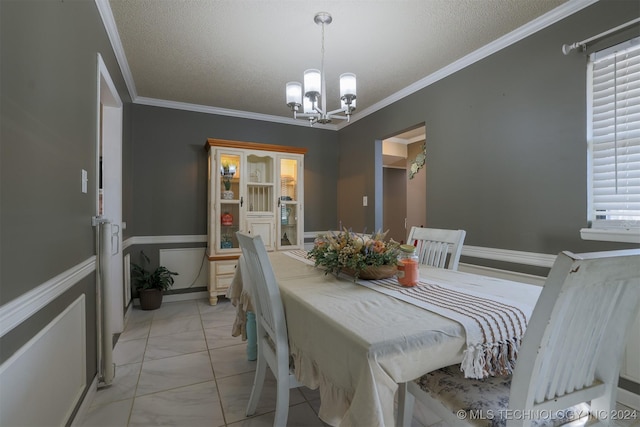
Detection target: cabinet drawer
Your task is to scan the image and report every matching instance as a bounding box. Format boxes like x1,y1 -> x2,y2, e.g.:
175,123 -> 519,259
215,274 -> 234,291
215,261 -> 237,276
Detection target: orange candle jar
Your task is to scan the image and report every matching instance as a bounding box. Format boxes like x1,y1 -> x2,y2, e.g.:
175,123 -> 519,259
397,244 -> 419,287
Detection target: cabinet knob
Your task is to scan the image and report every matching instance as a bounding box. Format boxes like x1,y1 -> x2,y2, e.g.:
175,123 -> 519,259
240,196 -> 244,207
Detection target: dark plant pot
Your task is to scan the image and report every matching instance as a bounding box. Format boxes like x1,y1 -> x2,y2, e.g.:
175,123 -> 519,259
139,288 -> 163,310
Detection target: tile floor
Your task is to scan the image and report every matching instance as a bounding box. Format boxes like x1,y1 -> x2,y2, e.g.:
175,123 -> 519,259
78,298 -> 331,427
77,297 -> 638,427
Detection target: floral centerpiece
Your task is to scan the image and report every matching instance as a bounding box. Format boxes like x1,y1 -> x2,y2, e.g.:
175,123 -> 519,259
307,228 -> 401,280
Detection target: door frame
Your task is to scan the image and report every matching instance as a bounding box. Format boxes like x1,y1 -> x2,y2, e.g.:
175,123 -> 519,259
96,53 -> 124,333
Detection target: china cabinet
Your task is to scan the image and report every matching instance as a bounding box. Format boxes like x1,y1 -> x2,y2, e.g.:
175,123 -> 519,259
205,138 -> 306,304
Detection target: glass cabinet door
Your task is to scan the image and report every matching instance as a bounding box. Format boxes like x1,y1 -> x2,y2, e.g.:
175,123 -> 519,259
246,154 -> 274,214
217,152 -> 241,251
278,156 -> 301,249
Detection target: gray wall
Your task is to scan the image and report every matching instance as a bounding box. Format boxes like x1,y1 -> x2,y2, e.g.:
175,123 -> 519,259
1,0 -> 129,382
2,1 -> 640,422
337,0 -> 639,269
127,104 -> 339,237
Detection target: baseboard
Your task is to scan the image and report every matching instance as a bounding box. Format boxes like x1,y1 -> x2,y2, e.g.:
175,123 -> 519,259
70,375 -> 98,427
617,387 -> 640,411
132,291 -> 209,307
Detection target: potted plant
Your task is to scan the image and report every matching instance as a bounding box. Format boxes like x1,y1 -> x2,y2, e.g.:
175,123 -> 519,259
131,251 -> 178,310
221,161 -> 236,199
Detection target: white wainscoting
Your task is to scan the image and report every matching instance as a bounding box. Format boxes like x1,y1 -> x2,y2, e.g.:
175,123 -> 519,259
159,247 -> 208,290
0,295 -> 86,426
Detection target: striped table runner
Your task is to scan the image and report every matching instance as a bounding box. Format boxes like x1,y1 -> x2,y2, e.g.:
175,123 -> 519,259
283,250 -> 532,379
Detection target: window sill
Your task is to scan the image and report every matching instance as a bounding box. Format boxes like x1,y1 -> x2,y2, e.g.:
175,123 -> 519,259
580,228 -> 640,244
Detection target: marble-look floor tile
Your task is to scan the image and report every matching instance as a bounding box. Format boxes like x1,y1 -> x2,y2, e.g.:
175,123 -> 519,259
227,402 -> 326,427
79,398 -> 133,427
216,370 -> 305,424
210,343 -> 256,378
126,307 -> 155,324
128,380 -> 225,427
136,350 -> 214,396
90,363 -> 142,408
197,297 -> 234,314
200,300 -> 238,327
118,319 -> 151,342
153,300 -> 200,320
113,338 -> 147,366
205,325 -> 244,350
144,329 -> 207,360
149,314 -> 203,338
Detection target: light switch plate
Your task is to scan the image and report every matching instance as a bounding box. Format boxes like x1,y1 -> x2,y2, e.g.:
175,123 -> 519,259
363,196 -> 368,207
81,169 -> 88,193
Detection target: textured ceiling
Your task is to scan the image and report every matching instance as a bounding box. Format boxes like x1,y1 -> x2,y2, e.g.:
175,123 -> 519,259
107,0 -> 573,128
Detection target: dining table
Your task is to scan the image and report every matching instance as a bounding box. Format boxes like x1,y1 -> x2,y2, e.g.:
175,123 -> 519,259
227,249 -> 542,427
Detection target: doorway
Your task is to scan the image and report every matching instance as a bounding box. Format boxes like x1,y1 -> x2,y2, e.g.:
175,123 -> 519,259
382,126 -> 426,243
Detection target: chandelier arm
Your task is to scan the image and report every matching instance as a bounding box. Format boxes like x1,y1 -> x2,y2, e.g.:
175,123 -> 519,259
326,107 -> 349,116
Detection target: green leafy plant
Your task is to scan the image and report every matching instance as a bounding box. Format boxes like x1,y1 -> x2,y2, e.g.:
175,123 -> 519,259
131,251 -> 178,291
221,161 -> 236,191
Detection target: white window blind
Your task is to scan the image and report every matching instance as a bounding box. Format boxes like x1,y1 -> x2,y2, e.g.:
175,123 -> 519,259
588,37 -> 640,228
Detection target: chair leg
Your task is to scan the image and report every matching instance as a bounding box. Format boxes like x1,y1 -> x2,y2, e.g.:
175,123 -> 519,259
273,372 -> 291,427
246,352 -> 267,416
397,382 -> 415,427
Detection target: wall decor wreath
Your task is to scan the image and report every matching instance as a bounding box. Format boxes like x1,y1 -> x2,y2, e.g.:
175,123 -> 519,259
408,142 -> 426,179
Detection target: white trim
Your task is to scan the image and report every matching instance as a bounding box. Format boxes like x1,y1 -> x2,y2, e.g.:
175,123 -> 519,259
94,0 -> 136,99
0,296 -> 86,426
96,0 -> 597,129
580,228 -> 640,244
461,245 -> 556,268
458,263 -> 547,287
123,234 -> 207,249
132,291 -> 209,307
134,97 -> 338,130
617,387 -> 640,411
0,257 -> 95,338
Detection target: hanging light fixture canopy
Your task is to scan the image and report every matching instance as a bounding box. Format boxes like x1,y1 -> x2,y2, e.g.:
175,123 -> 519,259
286,12 -> 357,126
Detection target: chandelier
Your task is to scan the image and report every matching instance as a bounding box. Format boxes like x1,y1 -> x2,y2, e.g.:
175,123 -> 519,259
285,12 -> 357,126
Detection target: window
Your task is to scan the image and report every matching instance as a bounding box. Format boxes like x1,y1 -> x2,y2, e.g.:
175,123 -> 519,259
582,37 -> 640,243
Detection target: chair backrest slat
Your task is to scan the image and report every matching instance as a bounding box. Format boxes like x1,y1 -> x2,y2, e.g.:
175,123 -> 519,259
237,232 -> 289,352
407,227 -> 466,270
509,249 -> 640,417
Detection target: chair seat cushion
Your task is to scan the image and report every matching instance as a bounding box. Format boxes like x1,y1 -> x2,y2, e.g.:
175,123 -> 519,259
415,365 -> 590,427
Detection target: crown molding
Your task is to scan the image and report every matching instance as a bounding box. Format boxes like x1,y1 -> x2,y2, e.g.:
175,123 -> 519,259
94,0 -> 137,100
134,97 -> 338,130
97,0 -> 598,130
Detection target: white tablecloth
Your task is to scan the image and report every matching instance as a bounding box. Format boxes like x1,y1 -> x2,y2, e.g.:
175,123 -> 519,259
228,252 -> 542,427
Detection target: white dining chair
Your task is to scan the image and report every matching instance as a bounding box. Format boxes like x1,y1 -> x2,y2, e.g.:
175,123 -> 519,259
236,232 -> 303,426
406,226 -> 466,270
398,249 -> 640,427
